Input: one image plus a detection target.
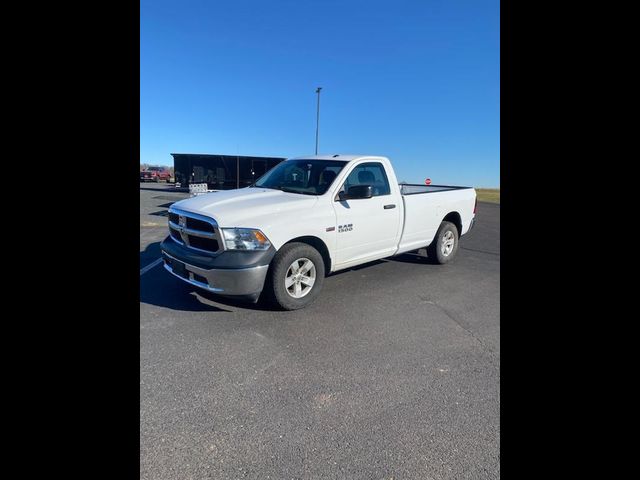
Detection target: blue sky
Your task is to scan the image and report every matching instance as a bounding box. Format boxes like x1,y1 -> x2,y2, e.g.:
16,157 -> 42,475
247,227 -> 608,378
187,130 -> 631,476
141,0 -> 499,187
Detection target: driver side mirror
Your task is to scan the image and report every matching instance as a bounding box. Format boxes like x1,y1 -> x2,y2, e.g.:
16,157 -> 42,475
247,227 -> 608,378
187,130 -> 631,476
338,185 -> 373,200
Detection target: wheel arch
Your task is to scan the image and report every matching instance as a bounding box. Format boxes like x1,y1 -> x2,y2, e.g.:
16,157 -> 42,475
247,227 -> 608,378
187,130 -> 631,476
441,211 -> 462,237
281,236 -> 332,274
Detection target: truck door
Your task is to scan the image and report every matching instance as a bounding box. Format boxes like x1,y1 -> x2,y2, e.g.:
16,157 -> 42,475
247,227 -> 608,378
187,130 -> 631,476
332,162 -> 401,266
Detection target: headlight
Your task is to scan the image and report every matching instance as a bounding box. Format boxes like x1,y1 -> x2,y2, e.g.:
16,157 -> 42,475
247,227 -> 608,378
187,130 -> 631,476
221,228 -> 271,250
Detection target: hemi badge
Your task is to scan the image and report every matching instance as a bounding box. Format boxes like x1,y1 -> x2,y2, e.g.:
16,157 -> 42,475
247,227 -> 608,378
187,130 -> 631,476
326,226 -> 335,232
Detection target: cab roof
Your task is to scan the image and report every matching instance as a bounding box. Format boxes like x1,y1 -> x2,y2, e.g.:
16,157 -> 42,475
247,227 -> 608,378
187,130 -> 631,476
288,154 -> 388,163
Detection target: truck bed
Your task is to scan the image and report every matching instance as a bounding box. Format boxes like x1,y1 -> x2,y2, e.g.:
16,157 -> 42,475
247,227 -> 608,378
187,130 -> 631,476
395,184 -> 476,255
399,184 -> 473,195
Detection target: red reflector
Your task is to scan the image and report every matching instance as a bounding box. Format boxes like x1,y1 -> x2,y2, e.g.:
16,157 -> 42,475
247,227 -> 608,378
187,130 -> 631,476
473,198 -> 478,214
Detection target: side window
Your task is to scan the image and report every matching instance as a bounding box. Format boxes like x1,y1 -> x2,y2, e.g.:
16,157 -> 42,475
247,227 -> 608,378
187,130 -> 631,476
342,162 -> 391,196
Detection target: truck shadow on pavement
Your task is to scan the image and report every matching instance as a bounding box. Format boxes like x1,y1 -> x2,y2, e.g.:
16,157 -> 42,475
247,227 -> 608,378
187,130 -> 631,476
194,290 -> 282,312
140,243 -> 232,312
140,241 -> 445,312
327,251 -> 437,278
386,251 -> 440,265
140,242 -> 283,312
140,243 -> 441,313
142,283 -> 232,313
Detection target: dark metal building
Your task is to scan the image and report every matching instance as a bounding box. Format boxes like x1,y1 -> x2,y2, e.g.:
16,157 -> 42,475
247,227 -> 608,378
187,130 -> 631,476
171,154 -> 285,190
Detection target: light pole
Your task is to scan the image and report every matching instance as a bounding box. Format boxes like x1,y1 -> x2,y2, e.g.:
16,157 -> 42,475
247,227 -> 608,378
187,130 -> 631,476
315,87 -> 322,155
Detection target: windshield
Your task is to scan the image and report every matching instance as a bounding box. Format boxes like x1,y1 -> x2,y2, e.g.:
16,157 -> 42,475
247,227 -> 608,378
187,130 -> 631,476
254,159 -> 347,195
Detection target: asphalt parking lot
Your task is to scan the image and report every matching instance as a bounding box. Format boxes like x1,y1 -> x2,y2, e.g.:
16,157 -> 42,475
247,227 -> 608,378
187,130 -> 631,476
140,183 -> 500,479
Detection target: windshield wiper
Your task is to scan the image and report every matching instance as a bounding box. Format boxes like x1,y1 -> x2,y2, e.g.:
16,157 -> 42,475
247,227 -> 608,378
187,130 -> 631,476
254,185 -> 315,195
278,187 -> 315,195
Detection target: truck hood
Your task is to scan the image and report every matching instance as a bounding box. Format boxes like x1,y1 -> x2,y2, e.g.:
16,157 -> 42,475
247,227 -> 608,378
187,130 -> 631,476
171,187 -> 319,227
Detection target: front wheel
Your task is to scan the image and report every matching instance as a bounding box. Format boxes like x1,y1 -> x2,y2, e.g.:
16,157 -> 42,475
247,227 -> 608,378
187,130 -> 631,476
265,242 -> 325,310
427,221 -> 459,264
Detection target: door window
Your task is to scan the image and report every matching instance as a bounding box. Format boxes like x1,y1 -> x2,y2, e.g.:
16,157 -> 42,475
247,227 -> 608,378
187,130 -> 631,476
342,162 -> 391,196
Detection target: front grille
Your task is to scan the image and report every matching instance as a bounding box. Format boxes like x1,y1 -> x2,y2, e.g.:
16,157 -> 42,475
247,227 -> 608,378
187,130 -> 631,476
187,236 -> 219,251
167,209 -> 222,254
169,227 -> 182,243
186,217 -> 214,233
168,212 -> 180,225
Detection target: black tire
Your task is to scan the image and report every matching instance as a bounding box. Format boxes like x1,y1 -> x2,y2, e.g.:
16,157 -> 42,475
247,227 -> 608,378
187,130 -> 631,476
264,242 -> 325,310
427,221 -> 459,264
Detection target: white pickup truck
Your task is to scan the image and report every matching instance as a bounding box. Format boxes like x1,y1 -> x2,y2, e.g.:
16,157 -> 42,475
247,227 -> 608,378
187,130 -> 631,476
161,155 -> 477,310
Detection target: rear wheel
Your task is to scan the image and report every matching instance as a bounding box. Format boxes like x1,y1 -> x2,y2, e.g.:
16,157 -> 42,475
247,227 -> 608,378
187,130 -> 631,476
265,242 -> 325,310
427,221 -> 459,264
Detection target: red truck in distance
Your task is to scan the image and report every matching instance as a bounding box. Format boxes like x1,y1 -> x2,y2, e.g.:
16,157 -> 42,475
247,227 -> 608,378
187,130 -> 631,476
141,166 -> 172,182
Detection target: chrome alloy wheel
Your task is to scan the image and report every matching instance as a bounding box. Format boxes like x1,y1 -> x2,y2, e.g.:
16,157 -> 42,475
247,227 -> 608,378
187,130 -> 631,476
441,230 -> 455,257
285,258 -> 316,298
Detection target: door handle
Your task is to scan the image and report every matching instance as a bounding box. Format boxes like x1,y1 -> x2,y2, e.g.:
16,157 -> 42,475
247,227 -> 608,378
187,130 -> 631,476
384,204 -> 396,209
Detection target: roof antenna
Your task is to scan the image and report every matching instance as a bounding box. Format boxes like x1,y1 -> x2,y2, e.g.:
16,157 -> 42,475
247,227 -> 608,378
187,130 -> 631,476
333,154 -> 339,157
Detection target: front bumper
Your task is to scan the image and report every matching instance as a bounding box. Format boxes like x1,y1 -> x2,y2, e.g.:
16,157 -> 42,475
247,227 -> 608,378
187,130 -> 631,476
162,250 -> 269,297
160,236 -> 275,299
